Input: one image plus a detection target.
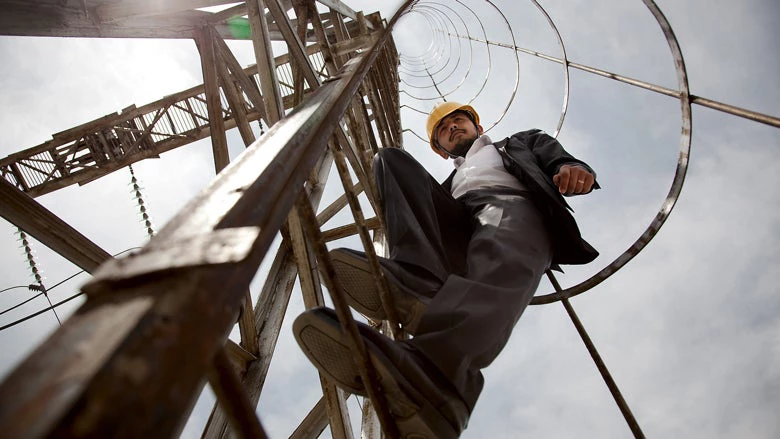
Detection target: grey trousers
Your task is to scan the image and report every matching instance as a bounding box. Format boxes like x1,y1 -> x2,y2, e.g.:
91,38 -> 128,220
373,148 -> 553,413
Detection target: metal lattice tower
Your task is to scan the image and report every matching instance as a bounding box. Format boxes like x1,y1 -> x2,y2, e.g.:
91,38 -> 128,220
0,1 -> 777,438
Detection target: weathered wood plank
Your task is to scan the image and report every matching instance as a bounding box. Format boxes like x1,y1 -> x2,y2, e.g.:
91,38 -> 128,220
248,0 -> 285,124
96,0 -> 239,22
196,27 -> 230,173
289,397 -> 329,439
0,178 -> 112,273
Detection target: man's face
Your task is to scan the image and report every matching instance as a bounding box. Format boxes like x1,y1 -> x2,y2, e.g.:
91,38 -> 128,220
434,111 -> 484,159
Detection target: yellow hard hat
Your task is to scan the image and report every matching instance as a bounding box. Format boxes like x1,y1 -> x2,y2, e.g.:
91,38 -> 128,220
426,102 -> 480,152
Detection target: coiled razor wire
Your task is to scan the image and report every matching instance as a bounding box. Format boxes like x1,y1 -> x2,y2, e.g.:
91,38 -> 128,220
394,0 -> 695,305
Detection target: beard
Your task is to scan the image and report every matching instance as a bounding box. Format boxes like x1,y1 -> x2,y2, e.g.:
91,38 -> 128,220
449,133 -> 479,157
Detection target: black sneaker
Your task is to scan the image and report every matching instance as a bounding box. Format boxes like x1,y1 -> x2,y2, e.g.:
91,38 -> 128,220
329,248 -> 430,334
293,307 -> 468,439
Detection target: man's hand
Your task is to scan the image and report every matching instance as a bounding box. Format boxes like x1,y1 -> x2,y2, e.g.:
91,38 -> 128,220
553,164 -> 595,195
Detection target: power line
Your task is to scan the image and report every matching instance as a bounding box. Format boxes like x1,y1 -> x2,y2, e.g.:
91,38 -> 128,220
0,247 -> 142,333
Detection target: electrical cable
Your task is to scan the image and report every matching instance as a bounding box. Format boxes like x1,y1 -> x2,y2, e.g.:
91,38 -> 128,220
0,247 -> 142,333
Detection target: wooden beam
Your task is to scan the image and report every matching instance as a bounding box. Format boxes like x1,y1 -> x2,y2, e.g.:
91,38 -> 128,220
213,32 -> 267,119
321,216 -> 380,242
0,1 -> 308,40
216,44 -> 256,146
307,1 -> 339,77
225,339 -> 258,376
248,0 -> 285,125
266,0 -> 321,90
196,27 -> 230,173
287,190 -> 354,439
96,0 -> 239,22
289,397 -> 328,439
316,0 -> 373,28
201,109 -> 337,439
0,178 -> 112,274
207,348 -> 268,439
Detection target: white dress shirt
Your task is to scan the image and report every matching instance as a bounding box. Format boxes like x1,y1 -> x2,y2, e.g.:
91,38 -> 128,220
450,134 -> 526,199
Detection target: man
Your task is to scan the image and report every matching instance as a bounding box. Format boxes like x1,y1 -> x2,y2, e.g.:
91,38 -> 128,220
293,102 -> 599,438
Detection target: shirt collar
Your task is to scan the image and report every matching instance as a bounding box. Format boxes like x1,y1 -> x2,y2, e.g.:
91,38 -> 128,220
453,134 -> 492,168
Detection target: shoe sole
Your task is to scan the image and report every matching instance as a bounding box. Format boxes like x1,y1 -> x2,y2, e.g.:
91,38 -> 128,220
293,310 -> 459,439
330,250 -> 391,322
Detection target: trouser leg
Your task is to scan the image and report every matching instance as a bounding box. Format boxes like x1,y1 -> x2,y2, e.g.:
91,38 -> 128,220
372,148 -> 470,294
406,189 -> 553,412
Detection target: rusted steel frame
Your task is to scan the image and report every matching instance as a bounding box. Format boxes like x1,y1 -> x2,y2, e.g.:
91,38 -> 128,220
196,26 -> 230,173
289,396 -> 329,439
0,11 -> 406,433
545,272 -> 645,438
294,190 -> 401,438
208,347 -> 269,439
248,0 -> 285,124
454,35 -> 780,130
322,216 -> 381,242
0,178 -> 112,274
288,194 -> 354,439
266,0 -> 321,90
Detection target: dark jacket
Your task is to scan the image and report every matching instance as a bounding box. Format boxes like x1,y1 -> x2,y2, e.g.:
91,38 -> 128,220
442,129 -> 599,265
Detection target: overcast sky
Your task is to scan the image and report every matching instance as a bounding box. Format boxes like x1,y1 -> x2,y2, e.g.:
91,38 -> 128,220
0,0 -> 778,438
